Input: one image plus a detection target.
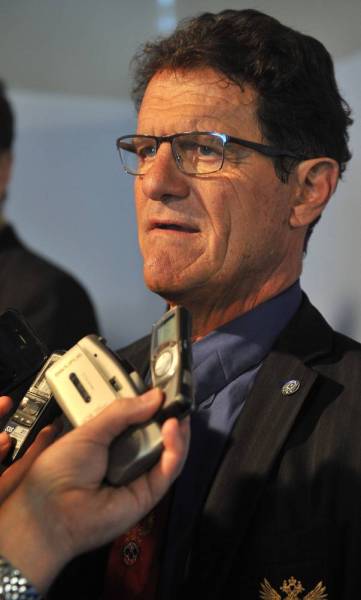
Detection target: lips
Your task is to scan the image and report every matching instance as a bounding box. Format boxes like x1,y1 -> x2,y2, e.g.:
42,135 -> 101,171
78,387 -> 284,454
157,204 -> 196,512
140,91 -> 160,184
149,219 -> 199,233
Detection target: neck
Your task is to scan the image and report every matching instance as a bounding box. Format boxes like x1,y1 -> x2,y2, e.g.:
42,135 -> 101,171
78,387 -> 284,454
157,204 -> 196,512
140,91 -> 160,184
169,276 -> 301,342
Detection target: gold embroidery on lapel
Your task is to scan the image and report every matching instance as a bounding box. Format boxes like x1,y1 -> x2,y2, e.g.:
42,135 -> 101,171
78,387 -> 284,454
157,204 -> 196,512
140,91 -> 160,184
259,576 -> 328,599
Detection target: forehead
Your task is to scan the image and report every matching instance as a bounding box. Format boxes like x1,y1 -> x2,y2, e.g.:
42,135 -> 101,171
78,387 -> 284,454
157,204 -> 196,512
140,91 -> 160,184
137,67 -> 261,139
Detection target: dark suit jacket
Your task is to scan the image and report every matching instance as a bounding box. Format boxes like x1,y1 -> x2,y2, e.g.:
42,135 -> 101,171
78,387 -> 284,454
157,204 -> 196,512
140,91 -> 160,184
47,294 -> 361,599
0,224 -> 99,350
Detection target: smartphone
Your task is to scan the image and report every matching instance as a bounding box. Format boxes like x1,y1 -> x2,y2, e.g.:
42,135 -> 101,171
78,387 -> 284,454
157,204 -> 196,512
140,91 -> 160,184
0,309 -> 48,405
0,309 -> 64,467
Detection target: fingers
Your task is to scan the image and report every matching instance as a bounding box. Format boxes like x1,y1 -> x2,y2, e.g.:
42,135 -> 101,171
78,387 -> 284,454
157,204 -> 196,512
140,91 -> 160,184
23,422 -> 62,461
0,432 -> 13,463
145,416 -> 190,501
161,416 -> 190,478
62,413 -> 190,554
89,394 -> 189,500
0,396 -> 13,419
80,388 -> 164,445
89,414 -> 190,541
0,424 -> 59,502
0,396 -> 14,463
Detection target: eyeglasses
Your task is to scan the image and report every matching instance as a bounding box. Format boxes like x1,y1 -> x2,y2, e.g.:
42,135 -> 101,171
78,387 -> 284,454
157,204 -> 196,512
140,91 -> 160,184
116,131 -> 303,176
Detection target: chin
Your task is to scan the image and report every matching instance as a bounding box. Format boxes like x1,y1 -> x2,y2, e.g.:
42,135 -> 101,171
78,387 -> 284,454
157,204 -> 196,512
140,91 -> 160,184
148,283 -> 186,304
144,273 -> 189,304
145,276 -> 214,312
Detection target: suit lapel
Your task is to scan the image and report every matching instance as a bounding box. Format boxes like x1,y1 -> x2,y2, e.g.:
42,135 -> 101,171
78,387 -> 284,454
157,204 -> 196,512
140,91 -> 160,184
189,296 -> 334,594
117,334 -> 151,381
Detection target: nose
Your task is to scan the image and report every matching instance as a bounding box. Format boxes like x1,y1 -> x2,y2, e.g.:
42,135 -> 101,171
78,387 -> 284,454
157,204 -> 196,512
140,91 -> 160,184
140,142 -> 189,201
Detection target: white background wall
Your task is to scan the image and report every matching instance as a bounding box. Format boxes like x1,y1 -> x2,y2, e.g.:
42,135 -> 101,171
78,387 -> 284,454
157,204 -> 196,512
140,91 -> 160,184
301,52 -> 361,341
6,92 -> 164,347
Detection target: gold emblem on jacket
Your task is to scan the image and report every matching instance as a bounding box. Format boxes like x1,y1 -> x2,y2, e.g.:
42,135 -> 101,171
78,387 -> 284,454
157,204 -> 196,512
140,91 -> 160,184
259,576 -> 328,599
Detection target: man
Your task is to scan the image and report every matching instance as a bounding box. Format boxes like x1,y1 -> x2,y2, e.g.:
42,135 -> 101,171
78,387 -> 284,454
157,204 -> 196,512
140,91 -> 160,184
50,9 -> 358,599
0,81 -> 98,350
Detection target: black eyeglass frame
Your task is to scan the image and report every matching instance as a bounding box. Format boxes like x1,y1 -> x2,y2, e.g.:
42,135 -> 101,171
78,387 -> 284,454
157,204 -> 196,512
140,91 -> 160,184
116,131 -> 306,176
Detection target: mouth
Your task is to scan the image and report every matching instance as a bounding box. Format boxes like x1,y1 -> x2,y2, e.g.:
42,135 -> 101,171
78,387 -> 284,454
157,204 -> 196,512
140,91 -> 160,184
150,220 -> 200,234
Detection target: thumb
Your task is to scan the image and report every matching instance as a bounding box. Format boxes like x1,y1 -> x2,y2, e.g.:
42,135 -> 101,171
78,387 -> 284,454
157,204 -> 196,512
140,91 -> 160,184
72,388 -> 164,446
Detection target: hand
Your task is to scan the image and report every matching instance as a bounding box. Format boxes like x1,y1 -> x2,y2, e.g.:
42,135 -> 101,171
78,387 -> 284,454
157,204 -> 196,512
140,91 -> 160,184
0,396 -> 13,461
0,388 -> 190,594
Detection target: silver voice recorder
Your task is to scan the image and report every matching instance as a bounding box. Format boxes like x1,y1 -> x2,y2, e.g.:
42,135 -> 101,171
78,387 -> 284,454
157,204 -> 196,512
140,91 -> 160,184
45,306 -> 193,486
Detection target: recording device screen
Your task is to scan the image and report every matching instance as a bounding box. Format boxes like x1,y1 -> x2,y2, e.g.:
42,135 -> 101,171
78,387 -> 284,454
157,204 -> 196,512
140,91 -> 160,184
152,313 -> 175,348
2,353 -> 63,464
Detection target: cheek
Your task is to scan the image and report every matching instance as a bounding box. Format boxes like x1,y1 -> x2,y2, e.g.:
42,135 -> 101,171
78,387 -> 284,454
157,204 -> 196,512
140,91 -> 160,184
235,168 -> 289,230
213,172 -> 288,267
206,178 -> 252,265
134,179 -> 142,215
134,184 -> 146,241
197,179 -> 233,255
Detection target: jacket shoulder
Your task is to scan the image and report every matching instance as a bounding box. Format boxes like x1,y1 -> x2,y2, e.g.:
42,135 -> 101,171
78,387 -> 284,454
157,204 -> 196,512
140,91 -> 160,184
117,335 -> 151,380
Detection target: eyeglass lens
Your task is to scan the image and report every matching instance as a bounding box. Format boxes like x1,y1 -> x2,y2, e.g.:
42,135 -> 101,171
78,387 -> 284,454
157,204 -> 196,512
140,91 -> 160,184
118,133 -> 225,175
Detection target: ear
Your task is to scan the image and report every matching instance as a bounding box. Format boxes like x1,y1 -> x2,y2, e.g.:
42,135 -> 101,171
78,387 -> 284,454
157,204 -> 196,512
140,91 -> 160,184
289,157 -> 339,228
0,152 -> 13,199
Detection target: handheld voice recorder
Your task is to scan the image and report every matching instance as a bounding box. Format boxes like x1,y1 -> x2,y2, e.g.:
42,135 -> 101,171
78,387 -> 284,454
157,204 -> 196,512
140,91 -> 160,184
45,306 -> 193,486
106,305 -> 193,485
45,334 -> 145,426
2,352 -> 63,465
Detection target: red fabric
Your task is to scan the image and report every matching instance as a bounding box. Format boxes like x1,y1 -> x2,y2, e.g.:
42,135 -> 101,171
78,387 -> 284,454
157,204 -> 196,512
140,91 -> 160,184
102,498 -> 169,600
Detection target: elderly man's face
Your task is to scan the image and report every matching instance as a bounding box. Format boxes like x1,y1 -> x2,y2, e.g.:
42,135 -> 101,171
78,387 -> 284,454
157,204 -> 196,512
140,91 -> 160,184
135,68 -> 299,311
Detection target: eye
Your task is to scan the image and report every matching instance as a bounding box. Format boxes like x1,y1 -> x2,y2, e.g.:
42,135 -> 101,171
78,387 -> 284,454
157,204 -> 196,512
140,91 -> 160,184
136,143 -> 157,160
197,144 -> 221,157
177,137 -> 222,156
178,139 -> 222,160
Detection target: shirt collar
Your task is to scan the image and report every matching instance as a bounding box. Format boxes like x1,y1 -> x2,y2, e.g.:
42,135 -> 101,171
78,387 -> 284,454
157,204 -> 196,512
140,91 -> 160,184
192,281 -> 302,404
